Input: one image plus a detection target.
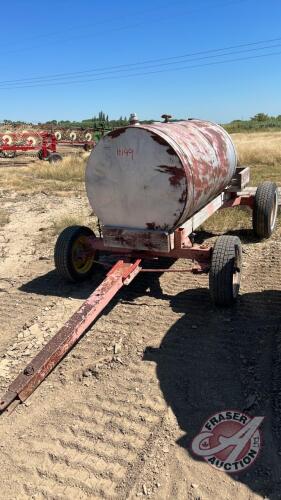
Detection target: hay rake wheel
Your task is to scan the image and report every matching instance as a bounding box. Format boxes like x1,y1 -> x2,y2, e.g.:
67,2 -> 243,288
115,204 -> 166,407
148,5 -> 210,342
2,134 -> 13,145
69,131 -> 77,141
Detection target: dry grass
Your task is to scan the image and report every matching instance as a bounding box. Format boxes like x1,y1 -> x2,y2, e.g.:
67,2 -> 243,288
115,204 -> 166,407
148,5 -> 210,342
201,207 -> 251,233
0,152 -> 89,193
232,131 -> 281,166
36,154 -> 87,182
231,131 -> 281,186
52,214 -> 85,235
0,209 -> 9,227
202,207 -> 281,236
52,209 -> 99,236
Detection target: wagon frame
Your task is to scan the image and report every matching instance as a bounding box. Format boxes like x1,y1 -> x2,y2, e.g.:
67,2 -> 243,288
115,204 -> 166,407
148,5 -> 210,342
0,164 -> 278,415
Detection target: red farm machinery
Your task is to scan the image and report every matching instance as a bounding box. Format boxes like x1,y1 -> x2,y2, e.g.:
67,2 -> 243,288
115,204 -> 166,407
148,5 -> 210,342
0,130 -> 62,162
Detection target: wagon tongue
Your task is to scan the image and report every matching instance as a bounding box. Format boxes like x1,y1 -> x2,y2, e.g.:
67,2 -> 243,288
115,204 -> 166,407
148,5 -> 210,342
0,390 -> 19,414
0,259 -> 142,416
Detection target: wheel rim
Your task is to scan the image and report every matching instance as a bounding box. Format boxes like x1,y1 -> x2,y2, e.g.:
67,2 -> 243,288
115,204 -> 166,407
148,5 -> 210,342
270,191 -> 278,231
232,246 -> 241,299
71,236 -> 94,274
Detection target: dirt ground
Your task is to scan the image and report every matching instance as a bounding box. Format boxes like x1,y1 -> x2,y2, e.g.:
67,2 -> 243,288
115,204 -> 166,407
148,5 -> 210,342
0,154 -> 281,499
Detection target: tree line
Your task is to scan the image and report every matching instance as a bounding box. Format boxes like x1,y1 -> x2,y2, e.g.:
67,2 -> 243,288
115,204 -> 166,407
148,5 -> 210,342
223,113 -> 281,133
1,111 -> 281,133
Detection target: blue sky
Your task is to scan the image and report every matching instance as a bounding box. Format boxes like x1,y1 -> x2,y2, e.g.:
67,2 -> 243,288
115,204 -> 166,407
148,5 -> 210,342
1,0 -> 281,123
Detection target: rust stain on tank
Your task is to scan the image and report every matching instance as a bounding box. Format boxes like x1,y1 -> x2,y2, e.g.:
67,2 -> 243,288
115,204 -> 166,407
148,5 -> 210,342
87,119 -> 237,231
151,134 -> 177,156
150,133 -> 167,146
166,146 -> 177,156
108,128 -> 126,139
178,188 -> 187,203
156,165 -> 185,187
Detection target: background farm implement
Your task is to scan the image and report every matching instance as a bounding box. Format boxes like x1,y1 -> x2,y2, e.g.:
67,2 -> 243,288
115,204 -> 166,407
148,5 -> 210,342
0,130 -> 61,162
53,126 -> 111,151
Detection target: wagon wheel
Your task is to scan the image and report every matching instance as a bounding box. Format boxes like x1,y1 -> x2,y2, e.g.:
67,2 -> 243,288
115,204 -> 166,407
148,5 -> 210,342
54,225 -> 99,282
3,151 -> 16,158
38,149 -> 50,160
209,235 -> 242,306
37,149 -> 43,160
253,181 -> 278,239
83,143 -> 92,152
48,152 -> 63,164
0,150 -> 16,158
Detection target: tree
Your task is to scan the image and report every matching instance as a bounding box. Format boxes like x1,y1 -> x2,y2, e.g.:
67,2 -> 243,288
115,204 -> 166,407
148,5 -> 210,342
251,113 -> 269,122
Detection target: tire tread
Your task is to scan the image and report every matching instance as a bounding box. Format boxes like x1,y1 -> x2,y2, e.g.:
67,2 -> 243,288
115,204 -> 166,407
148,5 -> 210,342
209,235 -> 241,306
253,181 -> 278,239
54,225 -> 95,282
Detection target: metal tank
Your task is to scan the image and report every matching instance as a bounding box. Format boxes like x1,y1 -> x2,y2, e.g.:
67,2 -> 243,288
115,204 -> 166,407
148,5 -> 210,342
85,116 -> 237,232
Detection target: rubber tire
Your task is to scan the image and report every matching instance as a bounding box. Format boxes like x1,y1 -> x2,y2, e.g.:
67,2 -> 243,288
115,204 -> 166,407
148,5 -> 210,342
253,181 -> 278,239
83,143 -> 91,152
54,225 -> 97,282
2,151 -> 16,158
38,149 -> 50,160
48,153 -> 63,164
209,235 -> 242,307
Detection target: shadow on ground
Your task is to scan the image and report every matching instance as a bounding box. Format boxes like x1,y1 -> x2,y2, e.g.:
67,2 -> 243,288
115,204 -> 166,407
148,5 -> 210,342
19,257 -> 175,301
20,267 -> 106,300
19,261 -> 281,498
143,285 -> 281,499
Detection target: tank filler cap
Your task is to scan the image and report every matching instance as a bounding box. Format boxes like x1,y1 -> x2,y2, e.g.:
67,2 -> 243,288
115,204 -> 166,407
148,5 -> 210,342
161,114 -> 172,123
129,113 -> 139,125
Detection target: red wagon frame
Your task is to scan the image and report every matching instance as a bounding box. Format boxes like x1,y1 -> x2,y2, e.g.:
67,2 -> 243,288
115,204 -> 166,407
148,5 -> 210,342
0,166 -> 278,415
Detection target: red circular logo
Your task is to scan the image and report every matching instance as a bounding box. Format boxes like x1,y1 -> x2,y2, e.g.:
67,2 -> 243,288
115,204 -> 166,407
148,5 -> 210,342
191,410 -> 264,473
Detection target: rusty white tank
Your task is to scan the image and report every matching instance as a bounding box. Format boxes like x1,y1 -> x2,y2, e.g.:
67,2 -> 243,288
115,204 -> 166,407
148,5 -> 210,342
85,117 -> 237,231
